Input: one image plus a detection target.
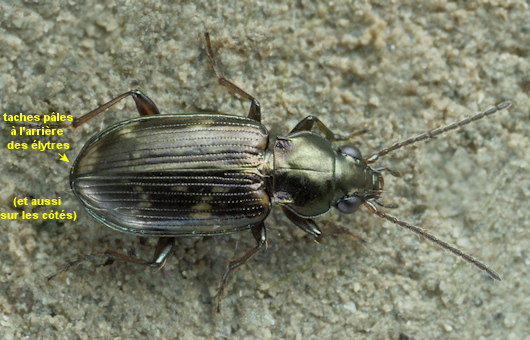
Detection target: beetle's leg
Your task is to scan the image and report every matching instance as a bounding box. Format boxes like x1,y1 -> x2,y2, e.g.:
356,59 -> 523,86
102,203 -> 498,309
61,90 -> 159,128
282,207 -> 322,237
47,237 -> 175,280
204,32 -> 261,122
15,90 -> 159,129
371,166 -> 401,177
149,237 -> 175,268
93,236 -> 175,269
290,115 -> 366,141
215,222 -> 266,312
98,237 -> 175,269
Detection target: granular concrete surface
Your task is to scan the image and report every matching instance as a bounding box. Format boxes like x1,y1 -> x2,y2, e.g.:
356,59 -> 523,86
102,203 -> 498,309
1,1 -> 529,339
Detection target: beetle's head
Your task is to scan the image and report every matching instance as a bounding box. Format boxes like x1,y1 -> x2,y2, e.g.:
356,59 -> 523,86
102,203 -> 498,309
333,144 -> 384,214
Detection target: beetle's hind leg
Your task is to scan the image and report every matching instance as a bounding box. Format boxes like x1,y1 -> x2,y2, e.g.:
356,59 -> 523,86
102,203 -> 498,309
47,237 -> 175,280
15,90 -> 160,130
204,32 -> 261,122
70,90 -> 160,128
215,222 -> 266,312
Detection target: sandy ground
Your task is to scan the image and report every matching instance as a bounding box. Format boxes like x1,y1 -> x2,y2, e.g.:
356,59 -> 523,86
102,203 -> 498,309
1,1 -> 529,339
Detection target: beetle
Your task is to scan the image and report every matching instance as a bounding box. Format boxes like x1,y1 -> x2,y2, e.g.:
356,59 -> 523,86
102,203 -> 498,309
50,33 -> 509,311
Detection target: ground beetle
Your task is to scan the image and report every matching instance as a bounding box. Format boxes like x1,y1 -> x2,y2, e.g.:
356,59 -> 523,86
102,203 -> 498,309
50,33 -> 509,311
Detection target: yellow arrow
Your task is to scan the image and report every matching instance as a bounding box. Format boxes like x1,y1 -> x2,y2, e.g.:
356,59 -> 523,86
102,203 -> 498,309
58,153 -> 70,163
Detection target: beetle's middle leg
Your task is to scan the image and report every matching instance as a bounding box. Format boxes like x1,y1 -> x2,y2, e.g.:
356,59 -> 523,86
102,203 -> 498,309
215,222 -> 266,312
290,115 -> 366,141
204,32 -> 261,122
47,237 -> 175,280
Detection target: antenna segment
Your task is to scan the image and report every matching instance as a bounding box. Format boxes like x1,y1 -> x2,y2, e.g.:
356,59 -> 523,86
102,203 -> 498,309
367,102 -> 511,164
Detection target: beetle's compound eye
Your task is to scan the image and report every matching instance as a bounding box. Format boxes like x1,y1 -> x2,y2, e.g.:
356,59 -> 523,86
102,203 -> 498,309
339,145 -> 362,160
336,196 -> 363,214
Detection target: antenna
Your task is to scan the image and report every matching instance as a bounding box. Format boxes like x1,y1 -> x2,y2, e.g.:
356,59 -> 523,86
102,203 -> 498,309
363,200 -> 501,280
366,101 -> 511,164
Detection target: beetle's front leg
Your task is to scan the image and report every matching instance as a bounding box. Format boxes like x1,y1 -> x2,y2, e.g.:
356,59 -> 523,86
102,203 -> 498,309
282,207 -> 322,237
204,32 -> 261,122
290,115 -> 366,141
215,222 -> 266,312
47,237 -> 175,280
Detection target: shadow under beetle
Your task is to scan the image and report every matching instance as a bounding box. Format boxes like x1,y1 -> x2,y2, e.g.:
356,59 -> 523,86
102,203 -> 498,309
50,33 -> 510,311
